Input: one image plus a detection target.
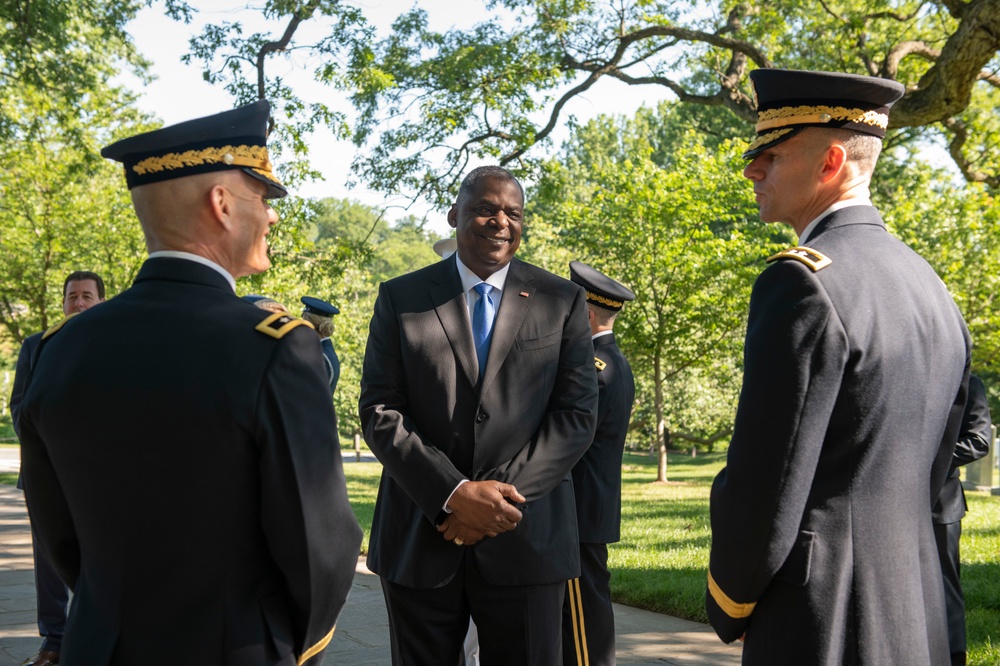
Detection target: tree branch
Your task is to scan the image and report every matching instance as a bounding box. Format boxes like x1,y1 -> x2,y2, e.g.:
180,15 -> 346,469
891,0 -> 1000,126
255,1 -> 322,100
942,117 -> 1000,188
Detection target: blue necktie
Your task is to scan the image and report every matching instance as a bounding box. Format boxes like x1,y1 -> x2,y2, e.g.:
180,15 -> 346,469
473,283 -> 496,378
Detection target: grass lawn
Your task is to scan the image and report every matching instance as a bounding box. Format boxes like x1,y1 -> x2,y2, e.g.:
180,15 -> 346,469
344,451 -> 1000,664
3,441 -> 995,662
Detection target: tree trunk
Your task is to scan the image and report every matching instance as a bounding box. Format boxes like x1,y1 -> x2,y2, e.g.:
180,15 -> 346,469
654,353 -> 668,482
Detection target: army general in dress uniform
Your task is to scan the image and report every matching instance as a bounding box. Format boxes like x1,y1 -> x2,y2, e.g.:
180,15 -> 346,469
17,101 -> 362,666
706,70 -> 971,664
563,261 -> 635,666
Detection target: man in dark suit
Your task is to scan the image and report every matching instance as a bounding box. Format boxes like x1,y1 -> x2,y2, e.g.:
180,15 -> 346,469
10,271 -> 106,666
563,261 -> 635,666
933,374 -> 992,666
17,100 -> 361,666
359,166 -> 599,665
707,69 -> 971,664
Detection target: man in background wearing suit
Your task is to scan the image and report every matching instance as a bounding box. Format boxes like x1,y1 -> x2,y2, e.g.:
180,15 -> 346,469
10,271 -> 105,666
934,374 -> 992,666
707,69 -> 971,664
18,100 -> 361,666
359,166 -> 599,665
564,261 -> 636,666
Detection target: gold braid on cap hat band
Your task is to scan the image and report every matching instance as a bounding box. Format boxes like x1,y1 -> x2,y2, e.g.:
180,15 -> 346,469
755,105 -> 889,133
586,290 -> 624,309
131,145 -> 279,183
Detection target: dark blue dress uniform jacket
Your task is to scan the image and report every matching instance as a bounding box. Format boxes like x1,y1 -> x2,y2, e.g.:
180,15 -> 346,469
572,332 -> 634,544
707,207 -> 971,665
18,258 -> 362,666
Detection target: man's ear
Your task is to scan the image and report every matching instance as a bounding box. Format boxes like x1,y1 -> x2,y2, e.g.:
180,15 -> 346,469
820,144 -> 848,183
208,184 -> 233,230
447,205 -> 458,229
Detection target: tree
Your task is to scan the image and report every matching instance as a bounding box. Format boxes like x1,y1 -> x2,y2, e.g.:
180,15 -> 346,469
242,197 -> 445,444
525,103 -> 783,481
0,85 -> 153,355
348,0 -> 1000,206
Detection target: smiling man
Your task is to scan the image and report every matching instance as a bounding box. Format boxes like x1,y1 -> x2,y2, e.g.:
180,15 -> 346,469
18,101 -> 361,666
360,166 -> 599,665
707,70 -> 971,664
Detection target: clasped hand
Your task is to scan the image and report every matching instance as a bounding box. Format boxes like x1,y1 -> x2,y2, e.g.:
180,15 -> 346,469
436,481 -> 525,546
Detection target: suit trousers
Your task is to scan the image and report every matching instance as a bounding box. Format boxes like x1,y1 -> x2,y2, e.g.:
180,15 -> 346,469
563,543 -> 615,666
933,520 -> 967,664
30,504 -> 69,652
381,551 -> 564,666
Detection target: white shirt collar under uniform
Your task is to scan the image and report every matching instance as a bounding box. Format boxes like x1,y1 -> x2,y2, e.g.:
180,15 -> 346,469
799,199 -> 873,245
147,251 -> 237,293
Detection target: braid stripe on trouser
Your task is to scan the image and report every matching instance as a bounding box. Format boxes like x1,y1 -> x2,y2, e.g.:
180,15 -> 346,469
567,578 -> 590,666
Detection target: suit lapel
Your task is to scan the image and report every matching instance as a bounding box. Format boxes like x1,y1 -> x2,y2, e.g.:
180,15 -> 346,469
481,260 -> 535,392
429,260 -> 479,388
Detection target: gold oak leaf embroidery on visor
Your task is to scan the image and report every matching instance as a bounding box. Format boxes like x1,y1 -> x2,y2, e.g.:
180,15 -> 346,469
755,105 -> 889,133
132,145 -> 275,179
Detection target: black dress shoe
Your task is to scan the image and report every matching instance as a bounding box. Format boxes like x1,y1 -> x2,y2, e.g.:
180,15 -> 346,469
22,649 -> 59,666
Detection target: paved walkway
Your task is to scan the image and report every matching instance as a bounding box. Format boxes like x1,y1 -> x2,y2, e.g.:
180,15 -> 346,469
0,460 -> 742,665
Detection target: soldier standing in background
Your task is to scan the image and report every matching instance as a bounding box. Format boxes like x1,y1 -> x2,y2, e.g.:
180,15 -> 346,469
564,261 -> 636,666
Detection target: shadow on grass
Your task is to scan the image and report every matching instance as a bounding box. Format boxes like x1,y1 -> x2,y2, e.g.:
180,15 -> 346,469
611,563 -> 709,622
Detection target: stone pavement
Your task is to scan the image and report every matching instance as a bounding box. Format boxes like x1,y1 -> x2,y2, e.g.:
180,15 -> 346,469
0,474 -> 742,665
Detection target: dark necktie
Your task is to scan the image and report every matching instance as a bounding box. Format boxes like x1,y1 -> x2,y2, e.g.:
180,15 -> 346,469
473,283 -> 496,378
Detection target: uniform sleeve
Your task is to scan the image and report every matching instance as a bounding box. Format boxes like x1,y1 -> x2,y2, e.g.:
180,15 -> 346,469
255,328 -> 362,666
481,286 -> 599,501
953,374 -> 992,467
706,261 -> 848,642
18,338 -> 82,590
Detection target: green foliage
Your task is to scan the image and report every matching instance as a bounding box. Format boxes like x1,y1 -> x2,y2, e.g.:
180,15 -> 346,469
242,197 -> 445,440
0,0 -> 152,145
879,151 -> 1000,412
345,0 -> 1000,205
0,85 -> 152,355
528,103 -> 783,461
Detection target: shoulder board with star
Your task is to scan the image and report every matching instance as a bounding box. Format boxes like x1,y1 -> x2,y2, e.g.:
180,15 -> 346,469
595,356 -> 607,372
255,312 -> 314,339
766,246 -> 832,272
41,312 -> 80,340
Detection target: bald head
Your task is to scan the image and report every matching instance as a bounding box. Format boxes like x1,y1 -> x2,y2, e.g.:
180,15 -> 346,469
131,170 -> 278,278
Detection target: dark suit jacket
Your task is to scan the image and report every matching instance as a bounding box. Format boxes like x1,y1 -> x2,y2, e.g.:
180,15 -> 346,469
933,374 -> 992,524
572,332 -> 634,544
707,207 -> 970,665
10,331 -> 42,436
359,256 -> 598,589
18,258 -> 362,666
10,332 -> 42,490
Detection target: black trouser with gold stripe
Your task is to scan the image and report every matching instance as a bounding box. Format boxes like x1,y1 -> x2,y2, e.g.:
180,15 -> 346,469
562,543 -> 615,666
